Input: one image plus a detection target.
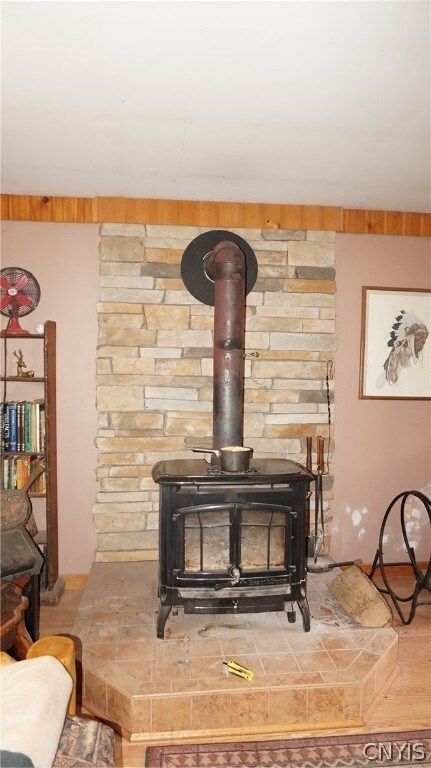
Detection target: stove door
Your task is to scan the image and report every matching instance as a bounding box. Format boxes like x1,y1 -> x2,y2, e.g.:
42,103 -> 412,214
172,501 -> 296,589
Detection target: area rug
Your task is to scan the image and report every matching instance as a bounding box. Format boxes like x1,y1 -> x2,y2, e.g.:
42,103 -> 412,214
145,730 -> 431,767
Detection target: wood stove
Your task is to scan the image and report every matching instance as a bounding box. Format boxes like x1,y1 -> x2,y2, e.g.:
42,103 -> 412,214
153,232 -> 313,638
153,457 -> 313,638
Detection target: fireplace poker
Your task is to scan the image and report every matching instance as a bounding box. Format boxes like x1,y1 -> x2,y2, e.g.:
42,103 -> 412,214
306,436 -> 312,474
314,436 -> 325,562
307,558 -> 363,574
306,436 -> 314,557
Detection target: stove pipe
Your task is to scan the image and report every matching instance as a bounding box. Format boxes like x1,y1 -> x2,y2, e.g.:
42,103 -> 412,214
206,240 -> 246,450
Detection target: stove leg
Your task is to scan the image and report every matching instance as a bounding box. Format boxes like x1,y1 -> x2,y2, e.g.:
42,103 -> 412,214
286,602 -> 296,623
297,597 -> 311,632
157,605 -> 171,639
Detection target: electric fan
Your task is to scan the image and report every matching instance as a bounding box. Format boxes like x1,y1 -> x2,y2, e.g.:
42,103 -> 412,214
0,267 -> 41,336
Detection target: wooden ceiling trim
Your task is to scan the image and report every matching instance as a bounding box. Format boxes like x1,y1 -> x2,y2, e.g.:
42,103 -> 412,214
342,208 -> 431,237
1,194 -> 430,236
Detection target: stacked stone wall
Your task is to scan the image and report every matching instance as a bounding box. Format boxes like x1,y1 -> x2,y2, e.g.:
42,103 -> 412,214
94,224 -> 335,561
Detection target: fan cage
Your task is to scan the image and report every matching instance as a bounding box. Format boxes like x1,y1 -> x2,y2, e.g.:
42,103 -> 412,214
0,268 -> 41,318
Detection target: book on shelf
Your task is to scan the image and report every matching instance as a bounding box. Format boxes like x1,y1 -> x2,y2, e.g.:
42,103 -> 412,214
33,398 -> 45,453
16,401 -> 22,452
6,401 -> 18,452
24,401 -> 32,451
1,403 -> 8,452
16,401 -> 28,452
37,401 -> 46,453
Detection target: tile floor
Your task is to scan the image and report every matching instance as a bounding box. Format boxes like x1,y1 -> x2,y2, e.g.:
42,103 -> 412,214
60,560 -> 400,742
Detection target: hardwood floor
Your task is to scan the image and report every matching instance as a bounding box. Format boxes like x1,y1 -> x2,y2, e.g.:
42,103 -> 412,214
363,574 -> 430,734
39,571 -> 430,768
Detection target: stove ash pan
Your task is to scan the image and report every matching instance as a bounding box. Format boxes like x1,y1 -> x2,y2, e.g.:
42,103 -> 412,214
152,458 -> 313,639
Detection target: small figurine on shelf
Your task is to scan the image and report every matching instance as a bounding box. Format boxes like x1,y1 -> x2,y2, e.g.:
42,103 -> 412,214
13,349 -> 34,378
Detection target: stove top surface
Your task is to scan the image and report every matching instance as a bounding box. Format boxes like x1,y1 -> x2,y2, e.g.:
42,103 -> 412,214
152,457 -> 313,484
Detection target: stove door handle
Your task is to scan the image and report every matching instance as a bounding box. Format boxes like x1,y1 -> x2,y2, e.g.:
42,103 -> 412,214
214,566 -> 241,591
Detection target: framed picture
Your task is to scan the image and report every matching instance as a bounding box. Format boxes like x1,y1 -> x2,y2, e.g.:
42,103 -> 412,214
359,287 -> 431,400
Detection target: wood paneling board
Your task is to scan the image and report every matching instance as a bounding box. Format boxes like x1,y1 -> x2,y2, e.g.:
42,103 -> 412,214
1,194 -> 429,236
343,207 -> 431,237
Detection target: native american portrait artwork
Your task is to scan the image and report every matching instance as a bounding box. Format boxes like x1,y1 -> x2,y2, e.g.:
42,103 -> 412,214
376,310 -> 429,387
360,287 -> 431,400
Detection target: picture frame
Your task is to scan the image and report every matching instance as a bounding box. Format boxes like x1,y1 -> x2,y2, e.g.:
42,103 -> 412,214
359,287 -> 431,400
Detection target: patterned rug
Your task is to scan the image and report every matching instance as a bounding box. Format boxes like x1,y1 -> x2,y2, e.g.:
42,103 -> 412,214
145,730 -> 431,767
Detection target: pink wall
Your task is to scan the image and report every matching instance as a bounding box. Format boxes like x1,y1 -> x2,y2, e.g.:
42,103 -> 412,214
333,234 -> 431,564
1,221 -> 100,574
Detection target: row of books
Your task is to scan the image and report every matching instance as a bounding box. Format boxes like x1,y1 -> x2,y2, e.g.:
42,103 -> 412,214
1,399 -> 46,453
1,455 -> 46,492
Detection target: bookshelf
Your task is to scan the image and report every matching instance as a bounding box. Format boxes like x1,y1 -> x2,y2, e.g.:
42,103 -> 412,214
1,320 -> 64,603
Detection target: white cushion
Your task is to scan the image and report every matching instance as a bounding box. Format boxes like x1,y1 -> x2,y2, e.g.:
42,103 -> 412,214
0,655 -> 73,768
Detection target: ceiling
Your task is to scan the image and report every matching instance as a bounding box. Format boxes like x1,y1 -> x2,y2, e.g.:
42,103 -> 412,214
1,1 -> 430,213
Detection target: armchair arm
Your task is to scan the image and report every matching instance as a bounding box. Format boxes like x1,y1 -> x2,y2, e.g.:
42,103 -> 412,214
0,656 -> 73,768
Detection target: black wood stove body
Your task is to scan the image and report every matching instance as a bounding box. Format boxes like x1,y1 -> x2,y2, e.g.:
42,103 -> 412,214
153,457 -> 313,638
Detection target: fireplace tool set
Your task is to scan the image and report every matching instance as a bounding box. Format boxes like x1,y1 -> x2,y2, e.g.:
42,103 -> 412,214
305,434 -> 361,574
306,434 -> 325,562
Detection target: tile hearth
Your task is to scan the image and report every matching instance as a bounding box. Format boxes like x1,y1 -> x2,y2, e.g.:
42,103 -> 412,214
72,562 -> 399,743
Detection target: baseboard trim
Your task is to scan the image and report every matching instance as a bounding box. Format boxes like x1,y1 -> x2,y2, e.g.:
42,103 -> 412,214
346,562 -> 429,576
61,574 -> 89,590
94,550 -> 158,563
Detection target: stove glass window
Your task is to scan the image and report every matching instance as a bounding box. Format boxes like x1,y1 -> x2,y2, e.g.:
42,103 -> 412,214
241,510 -> 285,570
184,510 -> 230,571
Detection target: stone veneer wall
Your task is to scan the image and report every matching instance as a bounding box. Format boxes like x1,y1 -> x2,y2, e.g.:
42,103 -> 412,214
94,224 -> 335,562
